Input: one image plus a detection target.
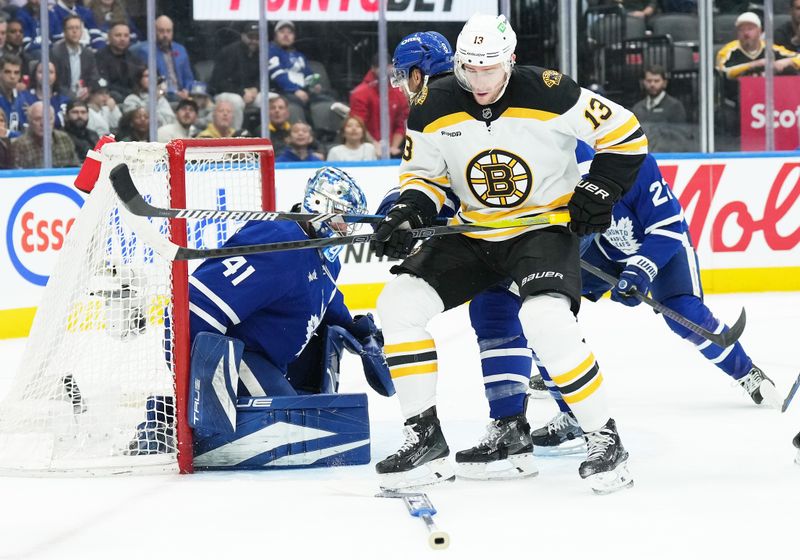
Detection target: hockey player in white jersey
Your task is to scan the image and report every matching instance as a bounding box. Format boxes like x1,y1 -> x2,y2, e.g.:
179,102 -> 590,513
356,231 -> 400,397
372,14 -> 647,494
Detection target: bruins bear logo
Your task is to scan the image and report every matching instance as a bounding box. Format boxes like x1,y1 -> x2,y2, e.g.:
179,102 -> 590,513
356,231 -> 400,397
542,70 -> 562,88
466,150 -> 532,208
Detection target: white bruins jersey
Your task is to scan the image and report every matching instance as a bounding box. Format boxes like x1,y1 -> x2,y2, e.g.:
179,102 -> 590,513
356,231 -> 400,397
400,67 -> 648,241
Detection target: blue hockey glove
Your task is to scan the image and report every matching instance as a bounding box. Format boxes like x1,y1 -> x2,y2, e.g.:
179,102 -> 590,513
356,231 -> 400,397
568,176 -> 623,236
328,314 -> 395,396
610,264 -> 652,307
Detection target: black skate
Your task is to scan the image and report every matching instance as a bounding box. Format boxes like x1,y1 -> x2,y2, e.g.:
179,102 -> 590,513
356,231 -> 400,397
531,412 -> 586,456
579,418 -> 634,495
376,407 -> 455,490
737,365 -> 781,408
455,413 -> 537,480
527,373 -> 549,400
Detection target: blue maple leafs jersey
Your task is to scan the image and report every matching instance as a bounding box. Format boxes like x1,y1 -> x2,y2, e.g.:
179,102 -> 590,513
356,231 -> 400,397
575,141 -> 691,273
188,221 -> 352,370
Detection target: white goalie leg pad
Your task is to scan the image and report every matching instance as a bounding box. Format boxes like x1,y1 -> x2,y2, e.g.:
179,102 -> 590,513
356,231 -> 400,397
379,457 -> 456,491
457,453 -> 538,481
519,293 -> 609,432
584,461 -> 634,495
377,274 -> 445,418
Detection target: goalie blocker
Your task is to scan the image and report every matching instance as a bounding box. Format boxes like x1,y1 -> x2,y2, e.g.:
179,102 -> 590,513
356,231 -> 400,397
129,324 -> 394,469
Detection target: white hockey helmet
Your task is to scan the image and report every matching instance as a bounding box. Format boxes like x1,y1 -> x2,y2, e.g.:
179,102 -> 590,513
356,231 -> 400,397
454,13 -> 517,101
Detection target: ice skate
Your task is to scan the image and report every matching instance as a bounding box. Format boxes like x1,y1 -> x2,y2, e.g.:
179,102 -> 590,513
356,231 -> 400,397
527,373 -> 550,399
579,418 -> 634,495
531,411 -> 586,456
737,365 -> 781,409
376,407 -> 455,491
455,413 -> 537,480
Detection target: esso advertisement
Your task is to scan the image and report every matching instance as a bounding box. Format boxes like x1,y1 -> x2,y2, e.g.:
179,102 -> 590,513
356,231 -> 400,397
6,182 -> 84,287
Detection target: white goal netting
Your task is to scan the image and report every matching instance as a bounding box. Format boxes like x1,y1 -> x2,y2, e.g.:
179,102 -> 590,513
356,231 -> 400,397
0,140 -> 273,475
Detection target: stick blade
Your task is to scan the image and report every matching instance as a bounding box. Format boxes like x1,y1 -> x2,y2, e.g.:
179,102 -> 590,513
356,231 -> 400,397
782,372 -> 800,413
108,163 -> 138,205
718,307 -> 746,347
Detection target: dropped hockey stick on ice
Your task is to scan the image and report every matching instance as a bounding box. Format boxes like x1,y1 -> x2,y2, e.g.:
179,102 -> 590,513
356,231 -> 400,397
781,372 -> 800,413
110,162 -> 386,224
376,490 -> 450,550
109,163 -> 569,261
580,260 -> 746,348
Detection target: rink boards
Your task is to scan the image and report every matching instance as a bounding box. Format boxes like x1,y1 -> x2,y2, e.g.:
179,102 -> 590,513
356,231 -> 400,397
1,153 -> 799,338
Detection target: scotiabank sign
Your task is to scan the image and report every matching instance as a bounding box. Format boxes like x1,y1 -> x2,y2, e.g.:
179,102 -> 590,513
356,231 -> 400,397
740,75 -> 800,151
193,0 -> 494,21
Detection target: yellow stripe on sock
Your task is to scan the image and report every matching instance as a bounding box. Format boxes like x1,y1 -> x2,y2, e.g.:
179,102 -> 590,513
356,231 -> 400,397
551,354 -> 595,386
390,362 -> 438,378
563,373 -> 604,404
385,339 -> 436,354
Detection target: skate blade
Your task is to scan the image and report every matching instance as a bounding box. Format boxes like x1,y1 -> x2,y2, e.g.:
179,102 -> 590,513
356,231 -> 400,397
586,461 -> 634,495
533,440 -> 586,457
795,451 -> 800,467
378,457 -> 456,491
527,389 -> 551,400
456,453 -> 538,481
758,381 -> 782,410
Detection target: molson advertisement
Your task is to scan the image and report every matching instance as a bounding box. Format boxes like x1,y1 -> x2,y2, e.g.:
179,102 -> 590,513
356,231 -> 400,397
1,155 -> 798,338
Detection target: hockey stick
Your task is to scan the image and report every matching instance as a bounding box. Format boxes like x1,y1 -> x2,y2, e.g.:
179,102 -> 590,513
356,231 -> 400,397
781,372 -> 800,413
579,259 -> 746,348
376,491 -> 449,550
110,163 -> 386,224
109,165 -> 569,261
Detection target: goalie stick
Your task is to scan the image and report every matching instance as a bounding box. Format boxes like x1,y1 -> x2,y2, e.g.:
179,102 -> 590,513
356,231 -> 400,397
110,163 -> 386,224
376,490 -> 449,550
108,164 -> 569,261
782,372 -> 800,413
579,260 -> 746,348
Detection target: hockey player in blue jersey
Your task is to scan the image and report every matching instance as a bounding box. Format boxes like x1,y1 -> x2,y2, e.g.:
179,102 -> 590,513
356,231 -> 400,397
187,166 -> 391,399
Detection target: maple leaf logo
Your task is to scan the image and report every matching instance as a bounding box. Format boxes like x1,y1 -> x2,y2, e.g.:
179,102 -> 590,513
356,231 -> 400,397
602,216 -> 641,255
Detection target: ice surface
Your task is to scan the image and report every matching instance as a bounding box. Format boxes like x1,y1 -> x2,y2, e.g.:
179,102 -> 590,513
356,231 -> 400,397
1,293 -> 798,560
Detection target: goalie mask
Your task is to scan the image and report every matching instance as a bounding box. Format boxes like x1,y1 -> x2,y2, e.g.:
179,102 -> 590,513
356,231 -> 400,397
454,13 -> 517,104
303,166 -> 367,240
391,31 -> 454,102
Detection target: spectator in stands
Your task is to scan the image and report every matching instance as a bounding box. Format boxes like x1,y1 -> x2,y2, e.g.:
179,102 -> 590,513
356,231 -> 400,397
588,0 -> 657,19
0,16 -> 7,51
122,66 -> 176,126
0,53 -> 25,135
0,110 -> 14,168
197,98 -> 242,139
96,21 -> 144,103
15,0 -> 44,52
157,97 -> 198,142
4,19 -> 30,73
267,94 -> 292,152
632,65 -> 686,122
50,0 -> 103,50
20,61 -> 71,128
349,53 -> 409,158
86,0 -> 140,45
11,101 -> 79,168
86,77 -> 120,136
268,20 -> 320,110
209,21 -> 260,101
116,106 -> 148,142
133,15 -> 193,101
775,0 -> 800,52
326,115 -> 377,161
188,80 -> 214,130
51,15 -> 99,101
63,99 -> 98,162
717,12 -> 800,80
659,1 -> 697,13
275,121 -> 322,163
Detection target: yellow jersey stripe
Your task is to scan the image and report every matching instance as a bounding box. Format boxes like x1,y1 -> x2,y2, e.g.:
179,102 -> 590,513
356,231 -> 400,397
385,339 -> 436,354
563,373 -> 604,404
399,173 -> 449,185
390,363 -> 438,378
599,137 -> 649,153
457,194 -> 573,223
463,226 -> 529,239
595,115 -> 639,148
501,107 -> 559,121
400,181 -> 447,207
551,353 -> 596,385
422,112 -> 473,133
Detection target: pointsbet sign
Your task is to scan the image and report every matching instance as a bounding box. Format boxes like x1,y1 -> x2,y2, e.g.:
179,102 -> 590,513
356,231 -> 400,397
193,0 -> 496,21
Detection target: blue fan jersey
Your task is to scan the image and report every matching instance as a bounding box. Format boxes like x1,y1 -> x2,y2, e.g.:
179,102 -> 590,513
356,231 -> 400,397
188,221 -> 352,371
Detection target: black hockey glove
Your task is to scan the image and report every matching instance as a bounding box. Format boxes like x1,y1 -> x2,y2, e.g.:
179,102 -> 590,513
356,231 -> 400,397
371,203 -> 426,259
568,176 -> 623,236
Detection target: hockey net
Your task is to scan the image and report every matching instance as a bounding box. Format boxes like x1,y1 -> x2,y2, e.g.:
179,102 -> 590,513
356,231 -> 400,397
0,139 -> 275,475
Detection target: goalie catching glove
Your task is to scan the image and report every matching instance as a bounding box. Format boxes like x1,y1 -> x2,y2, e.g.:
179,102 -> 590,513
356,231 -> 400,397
329,313 -> 395,396
568,176 -> 623,236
